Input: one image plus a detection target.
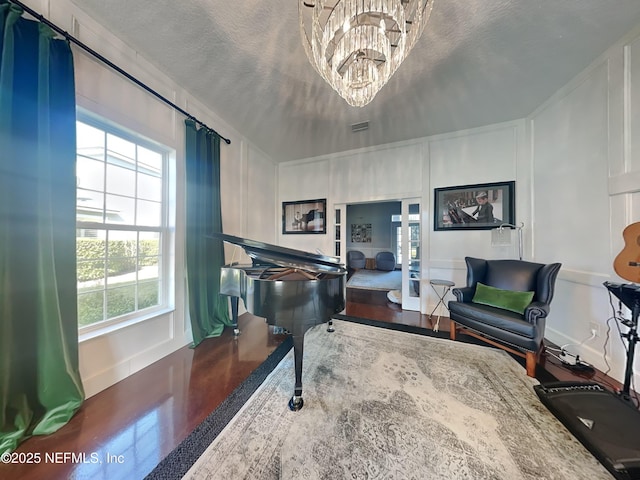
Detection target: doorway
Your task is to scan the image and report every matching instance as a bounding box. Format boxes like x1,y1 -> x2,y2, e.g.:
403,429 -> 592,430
340,199 -> 421,312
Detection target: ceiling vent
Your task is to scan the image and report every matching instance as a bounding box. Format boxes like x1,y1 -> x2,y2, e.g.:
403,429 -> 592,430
351,121 -> 369,133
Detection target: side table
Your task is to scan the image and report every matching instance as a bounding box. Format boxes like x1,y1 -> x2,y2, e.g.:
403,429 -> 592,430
428,279 -> 455,332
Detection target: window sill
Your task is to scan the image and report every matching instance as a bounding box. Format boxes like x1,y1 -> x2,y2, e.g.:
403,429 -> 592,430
79,306 -> 175,343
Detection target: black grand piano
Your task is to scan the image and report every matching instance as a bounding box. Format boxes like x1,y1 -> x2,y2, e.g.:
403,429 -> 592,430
209,233 -> 347,411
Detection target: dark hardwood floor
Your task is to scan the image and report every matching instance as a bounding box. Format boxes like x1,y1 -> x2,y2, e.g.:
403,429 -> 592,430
3,289 -> 635,479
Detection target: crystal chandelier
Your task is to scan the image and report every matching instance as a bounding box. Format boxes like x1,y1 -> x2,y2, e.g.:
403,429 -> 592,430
299,1 -> 435,107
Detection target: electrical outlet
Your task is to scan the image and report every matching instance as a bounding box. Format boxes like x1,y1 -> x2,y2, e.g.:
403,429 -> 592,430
589,322 -> 600,337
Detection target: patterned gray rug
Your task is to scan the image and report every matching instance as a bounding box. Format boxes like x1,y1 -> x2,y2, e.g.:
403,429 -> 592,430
182,320 -> 611,479
346,269 -> 402,291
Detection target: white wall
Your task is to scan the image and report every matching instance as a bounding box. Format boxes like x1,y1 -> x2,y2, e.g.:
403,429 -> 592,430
278,158 -> 332,253
277,123 -> 525,315
23,0 -> 277,397
427,121 -> 529,272
530,23 -> 640,388
278,141 -> 424,253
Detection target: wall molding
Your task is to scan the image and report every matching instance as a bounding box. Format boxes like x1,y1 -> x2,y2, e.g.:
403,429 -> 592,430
81,338 -> 179,398
426,119 -> 522,146
286,136 -> 426,166
609,169 -> 640,196
545,326 -> 636,388
557,268 -> 611,288
423,263 -> 610,287
426,259 -> 467,271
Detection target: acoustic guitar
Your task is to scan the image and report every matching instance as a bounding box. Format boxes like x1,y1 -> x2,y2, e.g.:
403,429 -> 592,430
614,222 -> 640,283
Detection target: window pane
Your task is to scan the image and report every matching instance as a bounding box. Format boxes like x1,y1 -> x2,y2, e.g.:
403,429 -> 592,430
77,122 -> 105,160
77,228 -> 99,238
137,200 -> 161,227
77,156 -> 104,191
139,232 -> 160,284
78,290 -> 105,327
77,227 -> 106,285
105,194 -> 135,224
138,145 -> 162,175
107,134 -> 136,165
138,280 -> 160,310
109,230 -> 137,242
106,231 -> 137,286
139,261 -> 159,281
107,164 -> 136,197
139,232 -> 159,267
139,231 -> 160,257
77,189 -> 104,223
77,258 -> 105,283
137,173 -> 162,201
106,285 -> 136,319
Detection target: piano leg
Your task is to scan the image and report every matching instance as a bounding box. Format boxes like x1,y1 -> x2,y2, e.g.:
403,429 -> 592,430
230,296 -> 241,337
326,318 -> 335,332
288,332 -> 305,411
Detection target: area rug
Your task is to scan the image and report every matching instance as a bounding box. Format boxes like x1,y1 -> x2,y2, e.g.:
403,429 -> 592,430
346,269 -> 402,291
172,320 -> 610,480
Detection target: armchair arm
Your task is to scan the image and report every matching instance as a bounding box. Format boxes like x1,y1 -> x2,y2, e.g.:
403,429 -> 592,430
524,301 -> 550,323
452,286 -> 475,302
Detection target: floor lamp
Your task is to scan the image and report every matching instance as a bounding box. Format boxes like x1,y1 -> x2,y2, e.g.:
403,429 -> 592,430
491,222 -> 525,260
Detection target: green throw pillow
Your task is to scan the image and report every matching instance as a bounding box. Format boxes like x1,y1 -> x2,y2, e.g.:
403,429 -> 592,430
472,282 -> 534,314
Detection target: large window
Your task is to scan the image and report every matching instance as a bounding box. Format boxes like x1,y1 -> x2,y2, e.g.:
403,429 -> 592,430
76,117 -> 169,329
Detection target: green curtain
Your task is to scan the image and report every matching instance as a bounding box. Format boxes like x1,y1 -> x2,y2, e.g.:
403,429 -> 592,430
0,1 -> 84,454
185,119 -> 232,346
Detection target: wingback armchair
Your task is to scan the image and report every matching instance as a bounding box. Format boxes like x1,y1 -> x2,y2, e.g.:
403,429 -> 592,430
346,250 -> 366,270
375,251 -> 396,271
448,257 -> 561,377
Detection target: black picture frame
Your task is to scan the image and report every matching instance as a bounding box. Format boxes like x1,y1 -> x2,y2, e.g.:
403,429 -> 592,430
282,198 -> 326,234
434,181 -> 515,231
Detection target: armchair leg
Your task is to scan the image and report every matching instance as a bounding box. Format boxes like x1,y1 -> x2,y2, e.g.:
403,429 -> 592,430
450,321 -> 457,341
525,351 -> 537,377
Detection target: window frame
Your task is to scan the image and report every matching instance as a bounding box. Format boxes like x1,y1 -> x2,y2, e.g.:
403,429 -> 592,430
76,111 -> 172,334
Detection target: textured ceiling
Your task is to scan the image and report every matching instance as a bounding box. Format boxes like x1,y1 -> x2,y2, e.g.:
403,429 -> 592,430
70,0 -> 640,162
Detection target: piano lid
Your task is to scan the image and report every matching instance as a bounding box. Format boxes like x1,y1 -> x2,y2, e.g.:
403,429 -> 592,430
208,233 -> 347,275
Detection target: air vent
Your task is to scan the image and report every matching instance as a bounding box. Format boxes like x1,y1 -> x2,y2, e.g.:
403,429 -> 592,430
351,121 -> 369,133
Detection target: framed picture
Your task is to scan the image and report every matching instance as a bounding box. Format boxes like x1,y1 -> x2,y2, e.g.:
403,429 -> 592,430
282,199 -> 326,234
351,223 -> 372,243
434,181 -> 515,231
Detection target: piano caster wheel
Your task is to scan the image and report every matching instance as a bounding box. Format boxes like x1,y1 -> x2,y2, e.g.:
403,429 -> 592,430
233,328 -> 241,337
327,320 -> 335,333
288,396 -> 304,411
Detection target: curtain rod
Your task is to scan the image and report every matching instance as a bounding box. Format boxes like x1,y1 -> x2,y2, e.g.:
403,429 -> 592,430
10,0 -> 231,145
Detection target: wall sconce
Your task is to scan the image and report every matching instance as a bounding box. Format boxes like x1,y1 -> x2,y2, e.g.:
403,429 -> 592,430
491,222 -> 525,260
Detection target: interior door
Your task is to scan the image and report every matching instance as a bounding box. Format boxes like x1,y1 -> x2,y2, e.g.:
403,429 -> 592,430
401,199 -> 421,310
